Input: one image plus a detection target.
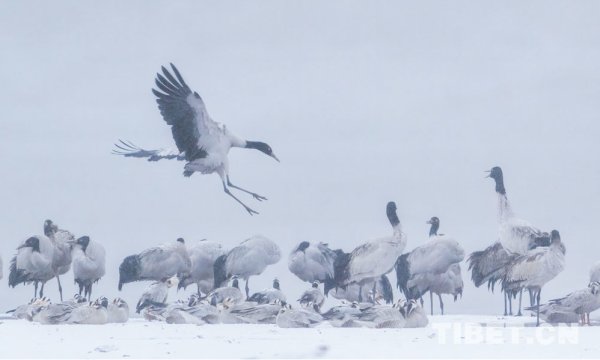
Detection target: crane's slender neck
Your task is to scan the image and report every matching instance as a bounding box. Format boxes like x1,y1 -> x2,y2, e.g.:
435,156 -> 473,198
387,207 -> 402,235
497,193 -> 514,221
428,223 -> 439,237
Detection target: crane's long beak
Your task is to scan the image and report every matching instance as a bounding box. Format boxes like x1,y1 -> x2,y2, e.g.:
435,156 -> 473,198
270,153 -> 280,162
426,220 -> 432,224
484,170 -> 491,178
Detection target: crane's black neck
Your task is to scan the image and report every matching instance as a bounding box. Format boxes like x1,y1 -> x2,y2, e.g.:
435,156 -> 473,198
493,174 -> 506,195
429,223 -> 439,237
386,203 -> 400,228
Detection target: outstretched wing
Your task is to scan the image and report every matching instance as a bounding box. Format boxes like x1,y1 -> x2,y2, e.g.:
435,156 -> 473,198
152,64 -> 219,161
112,140 -> 186,161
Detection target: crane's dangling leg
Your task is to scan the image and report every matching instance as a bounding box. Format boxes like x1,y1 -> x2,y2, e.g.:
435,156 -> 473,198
227,176 -> 267,201
222,181 -> 259,215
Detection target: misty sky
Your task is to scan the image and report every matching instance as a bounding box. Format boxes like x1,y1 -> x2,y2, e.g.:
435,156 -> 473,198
0,1 -> 599,314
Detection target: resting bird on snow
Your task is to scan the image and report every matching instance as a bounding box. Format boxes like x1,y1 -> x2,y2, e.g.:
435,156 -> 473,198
248,278 -> 286,305
333,202 -> 407,301
298,282 -> 326,312
220,297 -> 284,324
276,304 -> 323,328
136,276 -> 179,313
9,297 -> 52,321
107,297 -> 129,323
206,277 -> 244,306
321,302 -> 363,327
113,64 -> 279,215
178,240 -> 226,296
213,235 -> 281,298
502,230 -> 565,326
72,236 -> 105,299
329,275 -> 394,304
349,301 -> 407,328
395,217 -> 465,313
404,299 -> 429,328
288,241 -> 339,292
527,281 -> 600,325
118,238 -> 191,290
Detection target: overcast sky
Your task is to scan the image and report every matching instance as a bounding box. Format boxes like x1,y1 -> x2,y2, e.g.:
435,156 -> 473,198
0,1 -> 599,314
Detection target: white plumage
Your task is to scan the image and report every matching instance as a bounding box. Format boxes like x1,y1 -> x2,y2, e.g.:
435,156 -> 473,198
395,217 -> 465,315
113,64 -> 279,215
334,202 -> 406,300
9,236 -> 56,298
288,241 -> 338,288
72,236 -> 106,299
107,298 -> 129,323
276,305 -> 323,328
178,240 -> 226,295
118,238 -> 191,290
529,282 -> 600,325
136,276 -> 179,313
213,235 -> 281,298
503,230 -> 566,326
486,167 -> 557,255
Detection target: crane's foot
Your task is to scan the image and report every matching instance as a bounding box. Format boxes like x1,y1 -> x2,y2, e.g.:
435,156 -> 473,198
251,193 -> 267,201
244,206 -> 259,216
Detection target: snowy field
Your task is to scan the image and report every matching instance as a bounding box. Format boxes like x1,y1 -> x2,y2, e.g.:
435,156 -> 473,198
0,314 -> 598,358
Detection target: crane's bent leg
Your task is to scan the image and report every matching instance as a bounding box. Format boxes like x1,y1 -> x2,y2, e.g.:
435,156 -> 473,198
227,176 -> 267,201
222,182 -> 259,215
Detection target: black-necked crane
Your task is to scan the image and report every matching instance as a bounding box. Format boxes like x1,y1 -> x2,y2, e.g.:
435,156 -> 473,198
395,216 -> 465,314
113,64 -> 279,215
502,230 -> 565,326
333,202 -> 407,301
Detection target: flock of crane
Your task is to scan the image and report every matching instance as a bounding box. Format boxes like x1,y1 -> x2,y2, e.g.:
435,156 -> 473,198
3,64 -> 599,328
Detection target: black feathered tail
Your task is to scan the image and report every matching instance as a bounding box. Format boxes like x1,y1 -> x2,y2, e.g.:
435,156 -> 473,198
8,256 -> 30,288
213,254 -> 228,289
380,275 -> 394,304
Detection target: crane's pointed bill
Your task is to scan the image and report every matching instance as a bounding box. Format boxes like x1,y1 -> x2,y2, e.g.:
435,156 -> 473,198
270,153 -> 280,162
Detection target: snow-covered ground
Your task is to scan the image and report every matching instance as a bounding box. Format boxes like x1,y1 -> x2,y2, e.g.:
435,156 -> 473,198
0,314 -> 597,358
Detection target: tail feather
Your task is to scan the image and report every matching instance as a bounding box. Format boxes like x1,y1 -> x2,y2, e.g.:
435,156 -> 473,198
379,275 -> 394,304
213,254 -> 228,289
8,256 -> 30,288
332,249 -> 351,286
395,253 -> 411,295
